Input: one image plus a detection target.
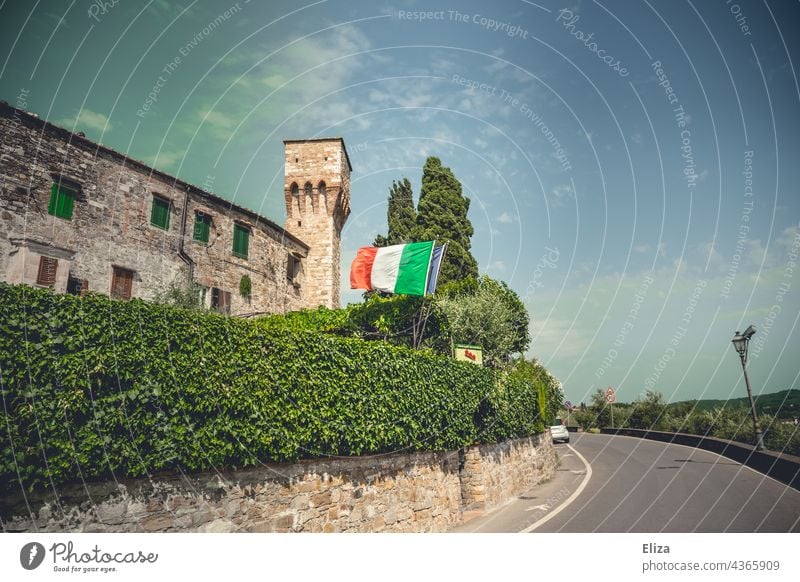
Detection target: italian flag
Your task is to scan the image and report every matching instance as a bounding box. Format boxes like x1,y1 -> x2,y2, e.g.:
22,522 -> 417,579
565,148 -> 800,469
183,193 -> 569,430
350,241 -> 435,296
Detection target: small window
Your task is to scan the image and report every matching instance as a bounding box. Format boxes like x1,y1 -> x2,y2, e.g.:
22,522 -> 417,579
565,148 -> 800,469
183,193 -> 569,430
287,254 -> 301,284
211,287 -> 231,314
193,212 -> 211,243
111,267 -> 134,300
232,224 -> 249,259
318,181 -> 327,209
67,276 -> 88,296
150,195 -> 171,230
194,284 -> 208,307
36,256 -> 58,287
48,182 -> 76,220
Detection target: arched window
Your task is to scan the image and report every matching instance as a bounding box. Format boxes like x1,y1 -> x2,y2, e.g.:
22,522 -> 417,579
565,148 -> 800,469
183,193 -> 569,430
304,181 -> 314,212
290,182 -> 300,215
318,181 -> 327,211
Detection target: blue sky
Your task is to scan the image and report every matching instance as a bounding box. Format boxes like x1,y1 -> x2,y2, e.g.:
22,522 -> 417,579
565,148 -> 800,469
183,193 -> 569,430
1,0 -> 798,405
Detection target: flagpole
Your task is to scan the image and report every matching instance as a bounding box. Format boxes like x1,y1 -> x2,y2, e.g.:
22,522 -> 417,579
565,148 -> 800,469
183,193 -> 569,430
412,240 -> 435,348
421,239 -> 436,298
416,242 -> 447,348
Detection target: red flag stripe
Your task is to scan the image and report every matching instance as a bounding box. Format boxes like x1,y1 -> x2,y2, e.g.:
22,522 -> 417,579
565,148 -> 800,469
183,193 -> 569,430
349,246 -> 379,290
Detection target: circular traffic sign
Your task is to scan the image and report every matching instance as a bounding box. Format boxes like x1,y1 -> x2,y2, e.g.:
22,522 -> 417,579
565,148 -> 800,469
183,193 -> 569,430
565,400 -> 574,410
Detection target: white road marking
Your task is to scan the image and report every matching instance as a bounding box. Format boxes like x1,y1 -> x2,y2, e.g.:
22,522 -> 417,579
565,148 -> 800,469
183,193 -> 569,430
519,443 -> 592,533
526,504 -> 551,512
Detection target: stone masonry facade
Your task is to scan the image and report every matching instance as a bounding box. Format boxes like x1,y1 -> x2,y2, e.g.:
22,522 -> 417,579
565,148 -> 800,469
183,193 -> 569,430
0,101 -> 350,313
2,435 -> 556,533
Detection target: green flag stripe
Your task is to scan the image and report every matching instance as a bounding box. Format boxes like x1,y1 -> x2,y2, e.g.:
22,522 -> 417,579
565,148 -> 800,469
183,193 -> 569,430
394,241 -> 434,295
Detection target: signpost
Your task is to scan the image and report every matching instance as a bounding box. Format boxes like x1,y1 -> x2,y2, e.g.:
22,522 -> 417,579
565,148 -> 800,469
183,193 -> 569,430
564,400 -> 574,426
454,344 -> 483,366
605,387 -> 616,428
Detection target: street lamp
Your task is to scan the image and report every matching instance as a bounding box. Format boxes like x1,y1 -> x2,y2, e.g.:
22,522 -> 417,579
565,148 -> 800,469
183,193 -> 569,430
731,325 -> 764,451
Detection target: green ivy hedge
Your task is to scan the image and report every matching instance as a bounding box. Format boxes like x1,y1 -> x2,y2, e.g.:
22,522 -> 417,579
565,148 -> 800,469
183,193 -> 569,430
0,284 -> 545,494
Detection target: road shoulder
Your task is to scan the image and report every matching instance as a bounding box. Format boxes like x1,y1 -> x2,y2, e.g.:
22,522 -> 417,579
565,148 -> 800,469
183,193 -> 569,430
451,442 -> 592,533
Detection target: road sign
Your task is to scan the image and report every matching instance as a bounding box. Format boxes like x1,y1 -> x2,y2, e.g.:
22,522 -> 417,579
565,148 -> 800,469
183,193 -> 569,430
605,387 -> 616,403
454,344 -> 483,366
565,400 -> 574,410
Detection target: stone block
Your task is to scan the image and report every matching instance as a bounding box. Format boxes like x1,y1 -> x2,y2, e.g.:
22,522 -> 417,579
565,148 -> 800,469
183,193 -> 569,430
245,519 -> 273,533
137,513 -> 174,532
197,519 -> 236,533
290,493 -> 310,510
269,513 -> 295,531
95,501 -> 127,525
311,491 -> 331,507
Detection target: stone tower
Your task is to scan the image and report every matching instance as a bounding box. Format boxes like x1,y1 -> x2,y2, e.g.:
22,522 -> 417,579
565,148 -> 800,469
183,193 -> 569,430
283,138 -> 351,309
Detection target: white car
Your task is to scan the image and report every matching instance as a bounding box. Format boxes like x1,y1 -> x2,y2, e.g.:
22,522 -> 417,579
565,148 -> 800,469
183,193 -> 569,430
550,424 -> 570,443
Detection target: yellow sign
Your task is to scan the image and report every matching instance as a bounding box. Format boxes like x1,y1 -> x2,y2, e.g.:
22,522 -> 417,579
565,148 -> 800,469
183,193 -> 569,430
454,344 -> 483,366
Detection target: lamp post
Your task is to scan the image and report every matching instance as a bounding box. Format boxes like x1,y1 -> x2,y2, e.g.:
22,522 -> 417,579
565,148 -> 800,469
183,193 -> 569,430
731,325 -> 765,451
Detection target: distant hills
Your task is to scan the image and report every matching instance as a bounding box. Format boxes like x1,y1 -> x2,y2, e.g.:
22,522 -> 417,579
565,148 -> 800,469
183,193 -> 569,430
669,389 -> 800,420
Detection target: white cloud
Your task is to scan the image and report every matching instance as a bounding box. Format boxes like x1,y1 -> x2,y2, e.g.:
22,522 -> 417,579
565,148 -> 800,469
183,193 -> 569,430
696,240 -> 726,271
496,211 -> 514,224
150,149 -> 186,171
56,109 -> 112,133
776,224 -> 800,255
487,260 -> 507,272
530,318 -> 591,361
550,184 -> 574,208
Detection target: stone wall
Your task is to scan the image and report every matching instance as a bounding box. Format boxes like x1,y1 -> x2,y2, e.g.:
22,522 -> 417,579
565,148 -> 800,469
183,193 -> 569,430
460,433 -> 555,511
2,435 -> 555,533
0,102 -> 338,315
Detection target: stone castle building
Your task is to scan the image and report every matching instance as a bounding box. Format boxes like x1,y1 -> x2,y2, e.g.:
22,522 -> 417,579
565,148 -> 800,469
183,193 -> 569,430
0,101 -> 351,315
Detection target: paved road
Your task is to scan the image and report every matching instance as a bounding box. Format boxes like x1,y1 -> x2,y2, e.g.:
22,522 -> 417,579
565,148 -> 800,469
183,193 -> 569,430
454,433 -> 800,532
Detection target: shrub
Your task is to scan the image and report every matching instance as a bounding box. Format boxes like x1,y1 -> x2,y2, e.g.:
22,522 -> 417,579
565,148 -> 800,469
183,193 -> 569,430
0,283 -> 546,494
239,275 -> 251,298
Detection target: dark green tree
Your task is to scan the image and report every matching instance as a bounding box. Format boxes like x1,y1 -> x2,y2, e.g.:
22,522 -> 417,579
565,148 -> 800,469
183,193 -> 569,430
414,157 -> 478,284
374,178 -> 417,247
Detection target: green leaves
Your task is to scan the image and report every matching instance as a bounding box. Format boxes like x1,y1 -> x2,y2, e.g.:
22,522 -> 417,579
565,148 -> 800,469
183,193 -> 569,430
0,283 -> 548,495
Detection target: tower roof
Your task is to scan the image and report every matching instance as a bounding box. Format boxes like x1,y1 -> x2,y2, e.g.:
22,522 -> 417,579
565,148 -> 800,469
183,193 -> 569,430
283,137 -> 353,173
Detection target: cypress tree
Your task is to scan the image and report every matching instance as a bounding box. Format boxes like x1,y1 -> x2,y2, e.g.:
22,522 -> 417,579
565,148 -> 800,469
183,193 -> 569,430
415,156 -> 478,284
374,178 -> 417,246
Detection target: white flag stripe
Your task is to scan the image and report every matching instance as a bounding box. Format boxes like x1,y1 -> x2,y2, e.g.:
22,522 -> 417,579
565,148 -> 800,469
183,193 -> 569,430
370,245 -> 404,292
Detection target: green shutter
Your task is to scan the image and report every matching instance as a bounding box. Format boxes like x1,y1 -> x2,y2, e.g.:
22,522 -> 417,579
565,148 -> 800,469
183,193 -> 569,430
48,183 -> 58,215
60,188 -> 74,219
151,197 -> 170,229
48,182 -> 75,220
193,213 -> 210,243
233,224 -> 249,258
